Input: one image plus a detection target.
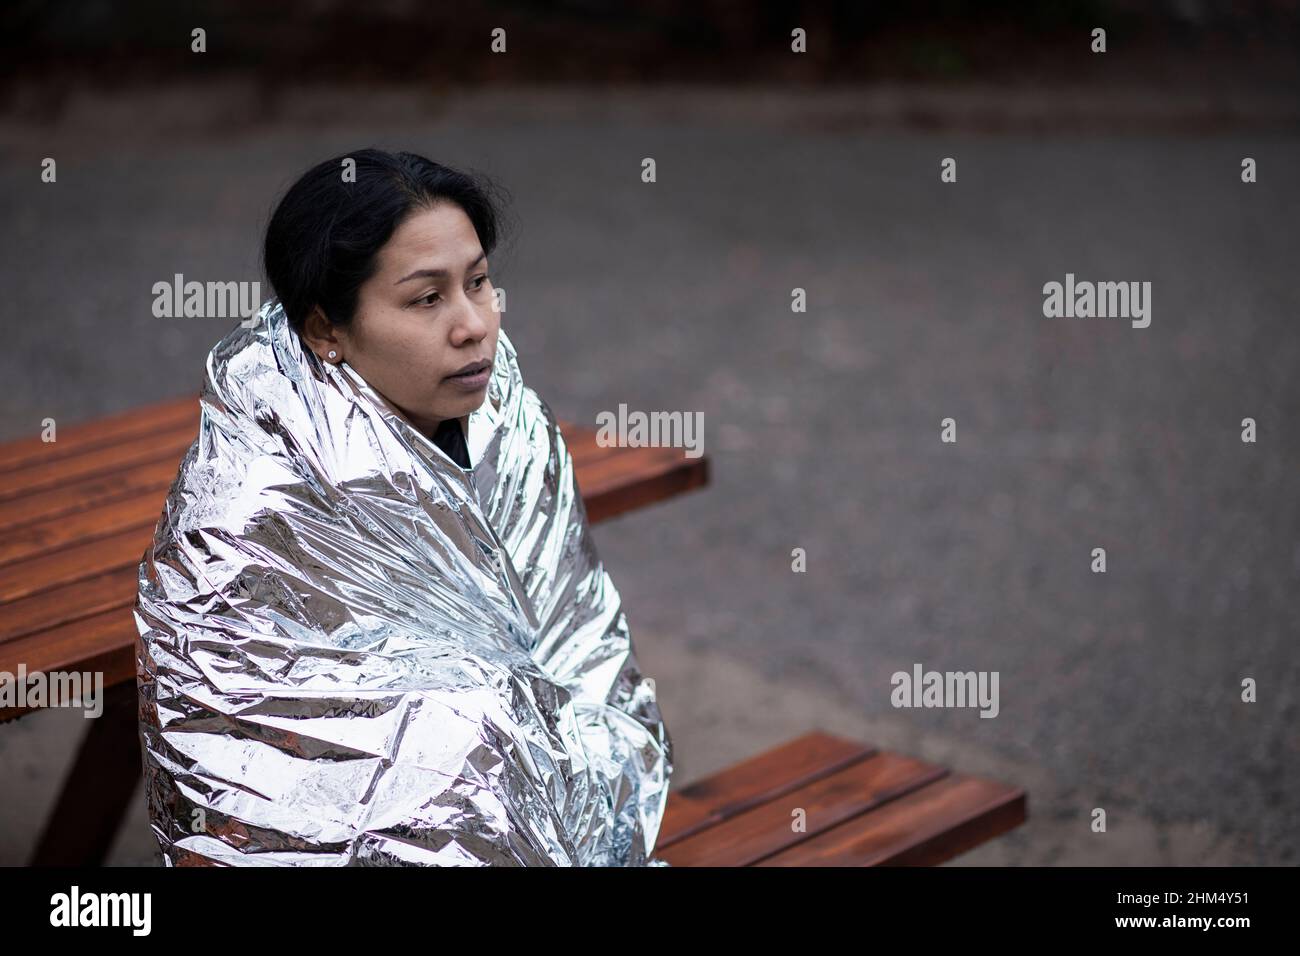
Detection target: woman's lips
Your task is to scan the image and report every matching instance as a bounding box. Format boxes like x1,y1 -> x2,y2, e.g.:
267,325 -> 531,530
444,364 -> 492,390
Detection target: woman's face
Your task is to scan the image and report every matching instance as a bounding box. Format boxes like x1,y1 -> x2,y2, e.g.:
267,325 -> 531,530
303,202 -> 500,437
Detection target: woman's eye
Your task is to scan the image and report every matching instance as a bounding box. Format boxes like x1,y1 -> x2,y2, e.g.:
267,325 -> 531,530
472,274 -> 489,290
416,291 -> 440,306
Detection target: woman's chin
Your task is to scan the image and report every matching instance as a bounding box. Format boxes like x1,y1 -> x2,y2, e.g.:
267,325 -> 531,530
431,393 -> 486,421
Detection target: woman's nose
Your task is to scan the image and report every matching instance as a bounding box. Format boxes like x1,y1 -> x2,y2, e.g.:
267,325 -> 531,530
450,293 -> 492,338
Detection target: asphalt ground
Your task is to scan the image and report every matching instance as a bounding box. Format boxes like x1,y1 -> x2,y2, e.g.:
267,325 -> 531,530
1,83 -> 1296,865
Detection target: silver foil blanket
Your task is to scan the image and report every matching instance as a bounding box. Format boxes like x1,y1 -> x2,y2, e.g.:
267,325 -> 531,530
133,299 -> 674,866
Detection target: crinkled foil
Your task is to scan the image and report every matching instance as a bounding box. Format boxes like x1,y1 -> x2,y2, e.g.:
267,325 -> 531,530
133,299 -> 674,866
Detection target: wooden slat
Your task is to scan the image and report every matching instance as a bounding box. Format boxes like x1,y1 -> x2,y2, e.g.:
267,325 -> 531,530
0,494 -> 161,564
659,751 -> 947,866
0,426 -> 198,501
0,396 -> 197,473
0,455 -> 182,534
0,526 -> 152,601
0,567 -> 137,645
659,731 -> 877,846
754,773 -> 1028,867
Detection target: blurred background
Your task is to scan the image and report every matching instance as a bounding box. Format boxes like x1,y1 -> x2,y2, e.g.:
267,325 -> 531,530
1,1 -> 1298,865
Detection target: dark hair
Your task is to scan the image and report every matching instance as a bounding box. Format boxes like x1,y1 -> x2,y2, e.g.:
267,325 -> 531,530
263,148 -> 509,336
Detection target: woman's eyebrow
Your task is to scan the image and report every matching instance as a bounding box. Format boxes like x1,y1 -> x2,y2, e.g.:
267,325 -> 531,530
395,251 -> 486,284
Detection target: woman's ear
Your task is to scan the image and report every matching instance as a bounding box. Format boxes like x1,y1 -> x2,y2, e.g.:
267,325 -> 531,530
301,305 -> 343,363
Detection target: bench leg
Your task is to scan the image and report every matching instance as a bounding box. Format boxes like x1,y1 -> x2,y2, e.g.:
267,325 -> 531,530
28,679 -> 142,866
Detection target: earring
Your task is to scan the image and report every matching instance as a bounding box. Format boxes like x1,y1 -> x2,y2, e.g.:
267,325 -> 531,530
327,350 -> 337,360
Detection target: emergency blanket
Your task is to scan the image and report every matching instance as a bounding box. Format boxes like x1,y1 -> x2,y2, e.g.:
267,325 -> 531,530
133,298 -> 674,866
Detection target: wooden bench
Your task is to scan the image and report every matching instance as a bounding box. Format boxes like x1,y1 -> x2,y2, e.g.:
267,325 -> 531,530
1,396 -> 1027,867
659,730 -> 1026,865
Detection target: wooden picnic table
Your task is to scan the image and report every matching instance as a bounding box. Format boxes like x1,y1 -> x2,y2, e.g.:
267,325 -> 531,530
0,394 -> 1027,867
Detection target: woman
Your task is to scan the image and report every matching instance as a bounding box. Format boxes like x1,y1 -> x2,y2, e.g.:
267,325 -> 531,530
133,149 -> 674,866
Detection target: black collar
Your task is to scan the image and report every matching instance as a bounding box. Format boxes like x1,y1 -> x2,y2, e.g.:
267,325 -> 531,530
431,417 -> 471,469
